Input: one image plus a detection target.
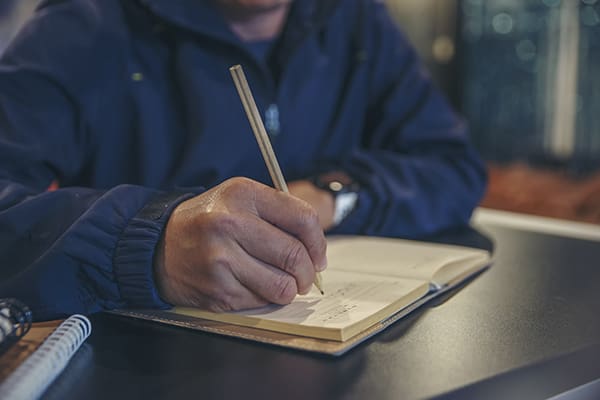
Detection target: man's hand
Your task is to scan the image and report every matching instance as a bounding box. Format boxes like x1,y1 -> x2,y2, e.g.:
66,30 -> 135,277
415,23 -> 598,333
154,177 -> 328,312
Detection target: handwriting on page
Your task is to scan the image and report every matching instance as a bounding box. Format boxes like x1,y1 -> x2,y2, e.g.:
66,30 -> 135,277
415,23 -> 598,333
248,271 -> 427,328
314,284 -> 362,324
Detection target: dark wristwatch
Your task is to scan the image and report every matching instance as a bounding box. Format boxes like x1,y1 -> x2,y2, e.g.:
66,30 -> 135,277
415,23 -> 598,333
312,173 -> 360,226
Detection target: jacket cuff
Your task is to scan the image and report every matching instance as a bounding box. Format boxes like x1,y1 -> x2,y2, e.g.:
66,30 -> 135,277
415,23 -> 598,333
113,191 -> 198,308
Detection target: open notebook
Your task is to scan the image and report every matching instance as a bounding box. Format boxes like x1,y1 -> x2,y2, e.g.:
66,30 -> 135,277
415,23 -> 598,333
115,236 -> 491,355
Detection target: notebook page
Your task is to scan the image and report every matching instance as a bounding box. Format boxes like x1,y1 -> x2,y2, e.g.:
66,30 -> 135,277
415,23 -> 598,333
175,269 -> 429,341
327,236 -> 489,283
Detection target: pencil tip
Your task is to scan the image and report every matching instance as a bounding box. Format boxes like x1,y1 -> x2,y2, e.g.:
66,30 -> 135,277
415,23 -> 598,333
314,272 -> 324,295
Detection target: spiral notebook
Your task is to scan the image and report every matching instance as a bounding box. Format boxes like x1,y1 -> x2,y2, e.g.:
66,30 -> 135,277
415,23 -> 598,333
0,307 -> 92,400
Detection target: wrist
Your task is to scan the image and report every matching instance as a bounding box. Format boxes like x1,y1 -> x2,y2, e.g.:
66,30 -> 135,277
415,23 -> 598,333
115,191 -> 196,308
311,173 -> 360,227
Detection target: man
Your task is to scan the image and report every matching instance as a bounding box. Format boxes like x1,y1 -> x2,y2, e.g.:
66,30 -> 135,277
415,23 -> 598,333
0,0 -> 487,321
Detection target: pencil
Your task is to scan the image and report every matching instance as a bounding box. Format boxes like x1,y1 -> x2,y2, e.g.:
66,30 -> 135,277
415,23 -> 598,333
229,64 -> 324,295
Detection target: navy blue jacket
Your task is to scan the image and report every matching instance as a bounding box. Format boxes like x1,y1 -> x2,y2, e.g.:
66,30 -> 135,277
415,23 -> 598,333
0,0 -> 487,320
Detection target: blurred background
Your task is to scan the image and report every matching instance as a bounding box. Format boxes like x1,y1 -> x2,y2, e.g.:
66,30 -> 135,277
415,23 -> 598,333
389,0 -> 600,225
1,0 -> 599,224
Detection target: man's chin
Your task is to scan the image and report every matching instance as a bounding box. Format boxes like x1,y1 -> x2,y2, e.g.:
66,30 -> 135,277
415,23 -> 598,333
217,0 -> 293,14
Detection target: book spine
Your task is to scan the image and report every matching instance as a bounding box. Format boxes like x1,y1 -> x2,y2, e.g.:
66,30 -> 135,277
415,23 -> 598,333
0,314 -> 92,400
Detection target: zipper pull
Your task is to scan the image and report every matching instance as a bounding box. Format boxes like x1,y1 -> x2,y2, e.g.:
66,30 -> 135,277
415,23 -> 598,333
265,103 -> 280,137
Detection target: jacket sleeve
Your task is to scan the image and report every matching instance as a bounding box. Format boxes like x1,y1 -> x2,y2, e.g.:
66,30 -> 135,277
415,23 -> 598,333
0,182 -> 196,321
330,0 -> 487,238
0,2 -> 198,321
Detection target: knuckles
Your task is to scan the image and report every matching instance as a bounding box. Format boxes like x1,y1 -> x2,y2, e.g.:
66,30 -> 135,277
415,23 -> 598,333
194,209 -> 241,237
205,290 -> 237,313
220,176 -> 258,199
280,241 -> 306,275
295,204 -> 321,233
269,274 -> 297,304
280,241 -> 314,294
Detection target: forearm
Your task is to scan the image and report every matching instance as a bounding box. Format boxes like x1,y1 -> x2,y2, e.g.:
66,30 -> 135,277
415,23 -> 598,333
0,181 -> 198,321
328,146 -> 487,238
324,1 -> 487,237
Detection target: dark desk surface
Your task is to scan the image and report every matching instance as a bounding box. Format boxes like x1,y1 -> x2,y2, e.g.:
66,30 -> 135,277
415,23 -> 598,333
44,223 -> 600,400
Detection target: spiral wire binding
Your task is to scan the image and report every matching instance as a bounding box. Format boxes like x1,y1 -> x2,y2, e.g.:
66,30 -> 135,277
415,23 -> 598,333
0,298 -> 32,356
0,314 -> 92,400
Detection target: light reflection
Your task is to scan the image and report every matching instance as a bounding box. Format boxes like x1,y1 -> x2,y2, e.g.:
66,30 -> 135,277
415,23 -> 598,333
582,5 -> 600,26
492,12 -> 515,34
460,0 -> 600,172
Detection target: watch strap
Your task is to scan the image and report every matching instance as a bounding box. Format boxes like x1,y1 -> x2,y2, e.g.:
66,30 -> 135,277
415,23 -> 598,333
311,174 -> 360,226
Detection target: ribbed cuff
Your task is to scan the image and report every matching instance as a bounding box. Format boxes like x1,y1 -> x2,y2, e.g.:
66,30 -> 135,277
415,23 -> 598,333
113,191 -> 198,308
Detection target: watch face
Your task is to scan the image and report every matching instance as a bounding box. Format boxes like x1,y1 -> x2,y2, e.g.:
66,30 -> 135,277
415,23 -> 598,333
312,173 -> 360,225
327,181 -> 345,193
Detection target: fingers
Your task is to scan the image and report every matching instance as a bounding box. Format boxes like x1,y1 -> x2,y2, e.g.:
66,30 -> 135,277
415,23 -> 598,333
155,177 -> 329,312
186,242 -> 306,311
195,277 -> 271,312
230,252 -> 300,305
250,182 -> 328,271
231,213 -> 316,295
